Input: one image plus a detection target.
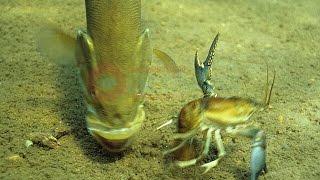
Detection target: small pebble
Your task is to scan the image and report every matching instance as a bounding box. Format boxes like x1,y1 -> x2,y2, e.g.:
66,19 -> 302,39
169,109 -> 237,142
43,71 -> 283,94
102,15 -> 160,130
278,115 -> 284,124
308,78 -> 315,86
7,155 -> 23,161
25,140 -> 33,148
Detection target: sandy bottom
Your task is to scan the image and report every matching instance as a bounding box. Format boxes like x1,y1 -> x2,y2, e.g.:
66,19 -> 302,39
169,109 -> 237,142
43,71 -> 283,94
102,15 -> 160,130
1,0 -> 319,179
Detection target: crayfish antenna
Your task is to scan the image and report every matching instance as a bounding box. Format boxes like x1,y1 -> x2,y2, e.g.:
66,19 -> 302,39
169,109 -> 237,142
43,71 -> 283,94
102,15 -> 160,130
263,65 -> 276,106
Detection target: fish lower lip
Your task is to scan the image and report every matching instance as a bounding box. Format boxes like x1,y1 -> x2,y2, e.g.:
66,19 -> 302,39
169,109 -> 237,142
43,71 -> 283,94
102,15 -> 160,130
87,124 -> 140,152
86,104 -> 145,151
91,132 -> 133,152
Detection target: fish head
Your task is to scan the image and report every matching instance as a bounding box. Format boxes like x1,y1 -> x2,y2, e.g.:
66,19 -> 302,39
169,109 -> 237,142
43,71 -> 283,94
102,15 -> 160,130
85,94 -> 145,152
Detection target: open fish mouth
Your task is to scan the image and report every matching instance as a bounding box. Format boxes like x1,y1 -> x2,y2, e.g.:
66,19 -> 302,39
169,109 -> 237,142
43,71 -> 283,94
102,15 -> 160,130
86,104 -> 145,152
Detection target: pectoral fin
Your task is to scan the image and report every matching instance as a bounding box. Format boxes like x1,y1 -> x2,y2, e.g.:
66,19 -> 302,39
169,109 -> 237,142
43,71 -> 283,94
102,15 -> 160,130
37,26 -> 77,65
134,28 -> 152,98
153,48 -> 180,73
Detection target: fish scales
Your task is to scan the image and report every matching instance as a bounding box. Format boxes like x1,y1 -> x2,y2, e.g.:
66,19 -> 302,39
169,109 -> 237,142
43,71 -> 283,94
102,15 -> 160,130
85,0 -> 142,68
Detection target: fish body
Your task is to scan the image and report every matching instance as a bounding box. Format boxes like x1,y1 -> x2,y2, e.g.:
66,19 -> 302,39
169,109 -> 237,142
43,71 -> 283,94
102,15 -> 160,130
36,0 -> 174,152
77,0 -> 151,151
